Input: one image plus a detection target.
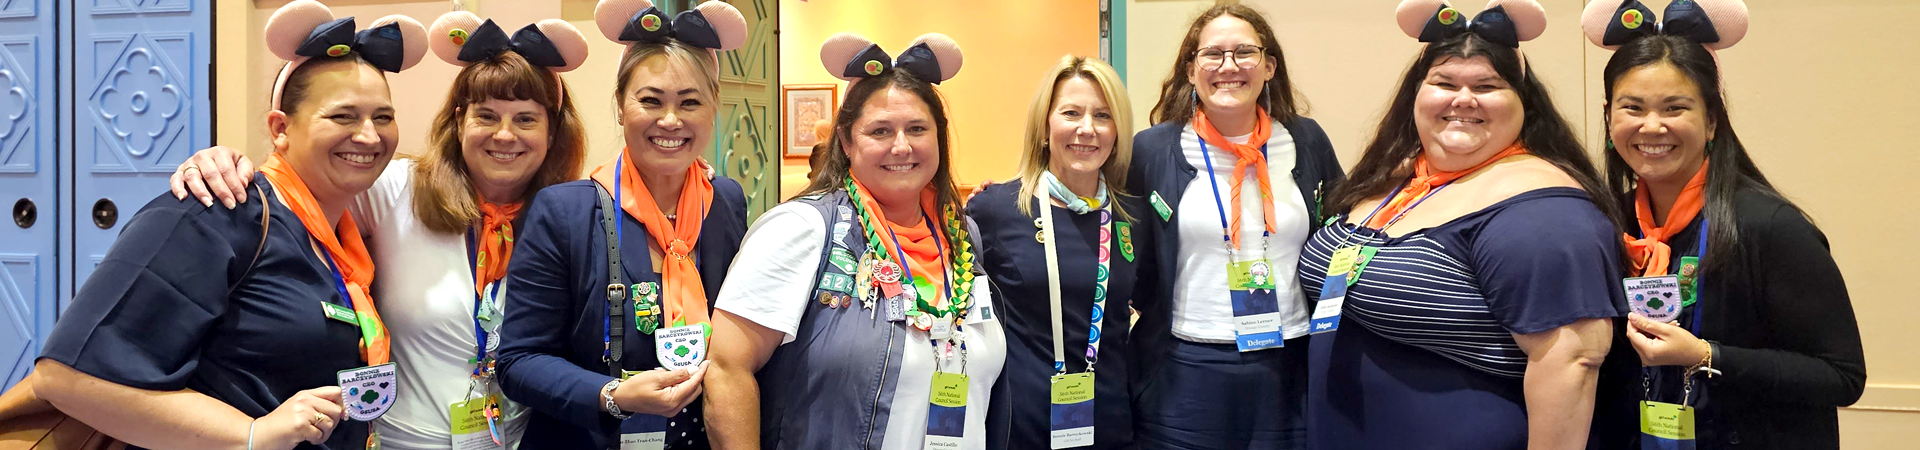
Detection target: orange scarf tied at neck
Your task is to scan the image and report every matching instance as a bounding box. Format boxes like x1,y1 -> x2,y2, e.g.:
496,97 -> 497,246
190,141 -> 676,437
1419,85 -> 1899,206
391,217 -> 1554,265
1193,108 -> 1276,251
849,179 -> 951,306
591,151 -> 714,327
1366,143 -> 1531,230
1624,160 -> 1709,277
473,200 -> 522,296
259,153 -> 389,365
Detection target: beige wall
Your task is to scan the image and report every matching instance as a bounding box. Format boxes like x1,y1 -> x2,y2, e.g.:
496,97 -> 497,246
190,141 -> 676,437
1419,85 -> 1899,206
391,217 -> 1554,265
1128,0 -> 1920,446
217,0 -> 636,170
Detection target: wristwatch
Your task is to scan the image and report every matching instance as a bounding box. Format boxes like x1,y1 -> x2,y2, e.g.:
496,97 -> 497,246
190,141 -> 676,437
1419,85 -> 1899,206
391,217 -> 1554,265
602,379 -> 631,419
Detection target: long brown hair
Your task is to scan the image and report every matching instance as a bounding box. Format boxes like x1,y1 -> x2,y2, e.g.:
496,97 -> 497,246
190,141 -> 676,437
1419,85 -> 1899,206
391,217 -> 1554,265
800,68 -> 961,213
413,51 -> 587,234
1148,3 -> 1305,126
1329,32 -> 1622,233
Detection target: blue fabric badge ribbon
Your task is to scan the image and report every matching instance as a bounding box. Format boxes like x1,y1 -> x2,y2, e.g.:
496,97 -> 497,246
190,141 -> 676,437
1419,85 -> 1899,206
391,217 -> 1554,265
457,19 -> 567,68
618,6 -> 727,50
1600,0 -> 1722,47
294,17 -> 409,73
1040,170 -> 1108,215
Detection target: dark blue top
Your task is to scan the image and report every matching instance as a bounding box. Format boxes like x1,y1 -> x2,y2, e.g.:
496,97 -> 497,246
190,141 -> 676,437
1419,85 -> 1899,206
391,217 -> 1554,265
40,173 -> 370,450
496,177 -> 748,450
966,180 -> 1155,450
1296,188 -> 1627,450
1125,118 -> 1344,400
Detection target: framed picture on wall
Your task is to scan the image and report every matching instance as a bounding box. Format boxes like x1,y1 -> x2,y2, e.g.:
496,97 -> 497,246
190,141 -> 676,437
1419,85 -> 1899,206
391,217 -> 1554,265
782,84 -> 838,159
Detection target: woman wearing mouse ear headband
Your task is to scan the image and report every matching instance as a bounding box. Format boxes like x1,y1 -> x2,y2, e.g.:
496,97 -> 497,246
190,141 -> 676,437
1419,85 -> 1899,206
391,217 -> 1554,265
32,1 -> 426,449
1583,1 -> 1865,448
489,0 -> 750,448
1295,1 -> 1636,449
704,32 -> 1006,450
1123,4 -> 1339,449
164,7 -> 594,449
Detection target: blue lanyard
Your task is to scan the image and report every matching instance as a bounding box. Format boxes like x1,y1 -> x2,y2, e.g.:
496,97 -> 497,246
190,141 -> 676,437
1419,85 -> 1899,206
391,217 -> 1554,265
1353,177 -> 1450,234
1686,220 -> 1708,335
314,242 -> 355,311
466,230 -> 492,372
1195,136 -> 1269,250
879,209 -> 953,305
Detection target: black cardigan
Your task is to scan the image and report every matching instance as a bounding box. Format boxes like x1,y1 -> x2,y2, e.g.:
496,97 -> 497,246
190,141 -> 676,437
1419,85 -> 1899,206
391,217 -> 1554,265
1625,187 -> 1866,449
1122,118 -> 1344,396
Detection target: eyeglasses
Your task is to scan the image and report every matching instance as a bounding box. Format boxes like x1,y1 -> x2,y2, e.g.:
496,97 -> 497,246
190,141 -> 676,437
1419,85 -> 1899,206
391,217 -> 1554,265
1194,45 -> 1266,71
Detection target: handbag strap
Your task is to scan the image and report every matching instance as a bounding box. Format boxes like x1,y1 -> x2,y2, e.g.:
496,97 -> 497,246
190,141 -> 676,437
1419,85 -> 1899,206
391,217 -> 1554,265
227,184 -> 271,297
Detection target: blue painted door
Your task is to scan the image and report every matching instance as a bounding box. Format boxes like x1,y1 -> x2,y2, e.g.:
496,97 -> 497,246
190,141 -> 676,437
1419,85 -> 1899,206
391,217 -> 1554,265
63,0 -> 212,312
0,0 -> 55,390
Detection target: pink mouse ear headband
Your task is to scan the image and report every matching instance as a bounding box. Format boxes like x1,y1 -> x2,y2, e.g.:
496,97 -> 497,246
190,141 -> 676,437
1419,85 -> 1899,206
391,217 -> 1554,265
818,32 -> 963,85
1396,0 -> 1547,48
429,11 -> 588,104
1581,0 -> 1748,51
265,0 -> 428,113
593,0 -> 748,66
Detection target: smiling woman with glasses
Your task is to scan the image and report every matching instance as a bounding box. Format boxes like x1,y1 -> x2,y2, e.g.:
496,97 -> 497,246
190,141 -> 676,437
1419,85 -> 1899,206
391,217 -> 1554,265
1126,3 -> 1343,450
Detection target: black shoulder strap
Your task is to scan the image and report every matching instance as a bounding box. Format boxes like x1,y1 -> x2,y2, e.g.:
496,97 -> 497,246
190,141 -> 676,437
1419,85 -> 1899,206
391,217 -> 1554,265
227,184 -> 271,296
595,183 -> 627,376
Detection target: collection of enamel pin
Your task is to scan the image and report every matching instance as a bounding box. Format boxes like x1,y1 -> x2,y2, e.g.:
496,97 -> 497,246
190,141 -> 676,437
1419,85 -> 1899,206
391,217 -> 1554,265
466,226 -> 512,448
820,177 -> 980,361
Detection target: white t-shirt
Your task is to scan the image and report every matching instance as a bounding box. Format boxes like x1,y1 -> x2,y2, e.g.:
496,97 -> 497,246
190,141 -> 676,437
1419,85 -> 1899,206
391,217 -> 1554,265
347,159 -> 529,449
1169,124 -> 1313,343
715,201 -> 1006,450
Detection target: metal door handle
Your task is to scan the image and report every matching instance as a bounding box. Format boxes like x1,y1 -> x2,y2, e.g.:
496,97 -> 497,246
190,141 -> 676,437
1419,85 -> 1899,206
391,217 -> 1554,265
92,199 -> 117,229
11,198 -> 32,229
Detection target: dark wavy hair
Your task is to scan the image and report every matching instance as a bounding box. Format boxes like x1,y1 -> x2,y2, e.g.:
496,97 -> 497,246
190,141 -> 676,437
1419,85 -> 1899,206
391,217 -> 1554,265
1330,32 -> 1623,235
1602,34 -> 1795,278
1148,3 -> 1304,126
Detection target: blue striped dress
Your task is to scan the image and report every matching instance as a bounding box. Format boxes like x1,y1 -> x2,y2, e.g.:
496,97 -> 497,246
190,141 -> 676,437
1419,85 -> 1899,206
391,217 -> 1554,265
1297,188 -> 1627,450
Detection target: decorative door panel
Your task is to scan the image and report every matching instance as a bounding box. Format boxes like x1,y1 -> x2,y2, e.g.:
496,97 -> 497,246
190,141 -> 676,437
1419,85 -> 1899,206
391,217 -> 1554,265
0,0 -> 52,391
66,0 -> 211,300
711,0 -> 777,222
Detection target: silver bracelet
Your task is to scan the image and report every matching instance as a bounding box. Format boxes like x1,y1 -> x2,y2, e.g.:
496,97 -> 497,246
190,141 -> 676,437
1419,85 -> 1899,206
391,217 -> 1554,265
247,418 -> 256,450
602,379 -> 631,419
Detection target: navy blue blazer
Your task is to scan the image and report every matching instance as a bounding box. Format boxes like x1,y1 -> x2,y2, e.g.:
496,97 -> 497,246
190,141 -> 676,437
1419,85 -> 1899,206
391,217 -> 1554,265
1122,118 -> 1344,396
496,177 -> 747,449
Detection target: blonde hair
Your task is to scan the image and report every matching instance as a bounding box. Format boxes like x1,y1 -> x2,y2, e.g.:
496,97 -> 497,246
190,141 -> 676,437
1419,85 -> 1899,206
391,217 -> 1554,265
1014,55 -> 1133,222
613,40 -> 721,114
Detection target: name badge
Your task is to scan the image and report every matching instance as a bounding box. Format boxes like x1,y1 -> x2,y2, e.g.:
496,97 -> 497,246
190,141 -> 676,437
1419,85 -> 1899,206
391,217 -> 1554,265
618,413 -> 670,450
321,301 -> 357,324
1640,400 -> 1696,450
923,371 -> 969,450
1227,259 -> 1284,352
1311,246 -> 1368,334
1048,373 -> 1095,449
1624,275 -> 1682,323
449,395 -> 503,450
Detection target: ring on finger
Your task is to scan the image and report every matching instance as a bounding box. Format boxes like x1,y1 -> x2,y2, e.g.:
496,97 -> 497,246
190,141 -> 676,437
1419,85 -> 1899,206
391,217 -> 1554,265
311,412 -> 330,427
183,165 -> 199,173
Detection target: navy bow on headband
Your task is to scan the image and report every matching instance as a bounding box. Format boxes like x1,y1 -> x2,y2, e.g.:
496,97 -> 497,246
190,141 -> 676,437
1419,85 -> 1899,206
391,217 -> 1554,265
294,17 -> 409,72
456,19 -> 567,67
1598,0 -> 1721,47
618,6 -> 726,49
837,42 -> 945,85
1416,4 -> 1524,47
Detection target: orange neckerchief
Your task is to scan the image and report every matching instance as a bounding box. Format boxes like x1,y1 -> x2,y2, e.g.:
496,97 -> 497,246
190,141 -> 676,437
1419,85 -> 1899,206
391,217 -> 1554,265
1624,160 -> 1709,277
1366,143 -> 1531,229
473,198 -> 522,296
259,153 -> 389,365
849,179 -> 951,307
1193,108 -> 1276,250
590,151 -> 714,327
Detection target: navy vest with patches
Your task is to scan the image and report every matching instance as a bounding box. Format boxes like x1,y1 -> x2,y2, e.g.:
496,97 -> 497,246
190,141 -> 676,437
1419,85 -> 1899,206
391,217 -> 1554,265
756,190 -> 911,449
